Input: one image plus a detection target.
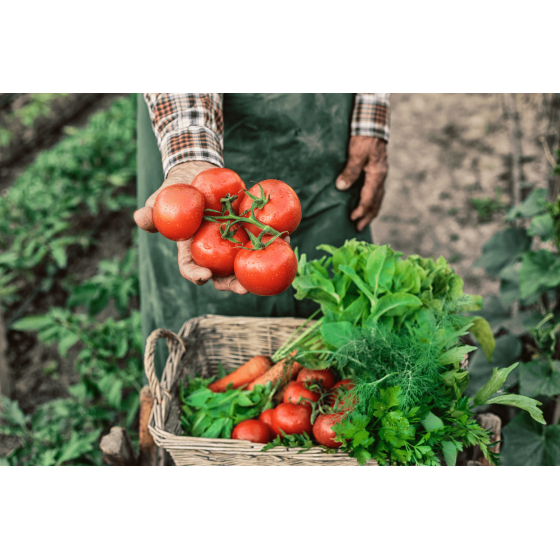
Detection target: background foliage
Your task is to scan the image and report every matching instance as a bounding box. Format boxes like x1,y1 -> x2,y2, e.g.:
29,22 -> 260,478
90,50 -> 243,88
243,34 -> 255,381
0,94 -> 141,466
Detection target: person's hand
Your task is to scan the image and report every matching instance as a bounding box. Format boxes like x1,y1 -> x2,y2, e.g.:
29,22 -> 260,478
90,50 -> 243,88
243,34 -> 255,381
335,136 -> 388,232
134,161 -> 248,294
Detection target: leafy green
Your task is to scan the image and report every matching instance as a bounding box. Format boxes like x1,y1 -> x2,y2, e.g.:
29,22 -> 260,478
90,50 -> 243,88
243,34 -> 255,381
519,360 -> 560,398
501,413 -> 560,466
472,227 -> 531,277
180,376 -> 274,439
474,363 -> 519,405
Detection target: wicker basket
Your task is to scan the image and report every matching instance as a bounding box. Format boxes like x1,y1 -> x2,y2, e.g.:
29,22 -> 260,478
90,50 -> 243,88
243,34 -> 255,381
145,314 -> 377,466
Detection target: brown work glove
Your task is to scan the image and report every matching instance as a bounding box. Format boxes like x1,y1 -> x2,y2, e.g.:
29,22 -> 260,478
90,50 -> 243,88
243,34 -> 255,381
335,136 -> 388,232
134,161 -> 248,294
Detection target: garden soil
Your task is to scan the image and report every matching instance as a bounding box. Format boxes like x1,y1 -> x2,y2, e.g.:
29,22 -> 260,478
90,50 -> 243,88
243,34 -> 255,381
1,93 -> 553,422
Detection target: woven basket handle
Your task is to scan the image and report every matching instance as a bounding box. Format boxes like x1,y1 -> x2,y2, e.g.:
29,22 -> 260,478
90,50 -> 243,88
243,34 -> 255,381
144,328 -> 186,405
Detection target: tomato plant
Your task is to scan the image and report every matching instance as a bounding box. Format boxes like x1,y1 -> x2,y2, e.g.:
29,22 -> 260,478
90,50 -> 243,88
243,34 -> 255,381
234,236 -> 297,296
231,419 -> 272,444
152,184 -> 205,241
238,179 -> 301,237
191,221 -> 249,276
270,403 -> 312,436
191,168 -> 246,214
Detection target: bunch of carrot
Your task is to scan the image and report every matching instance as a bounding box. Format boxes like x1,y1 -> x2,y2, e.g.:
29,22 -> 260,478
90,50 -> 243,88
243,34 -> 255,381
208,352 -> 302,394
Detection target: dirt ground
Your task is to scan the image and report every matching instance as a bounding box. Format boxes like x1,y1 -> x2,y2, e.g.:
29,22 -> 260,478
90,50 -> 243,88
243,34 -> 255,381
1,93 -> 554,418
373,93 -> 551,299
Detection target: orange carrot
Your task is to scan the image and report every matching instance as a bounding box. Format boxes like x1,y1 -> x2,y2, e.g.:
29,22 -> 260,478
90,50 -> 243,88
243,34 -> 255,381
246,353 -> 303,391
208,356 -> 272,393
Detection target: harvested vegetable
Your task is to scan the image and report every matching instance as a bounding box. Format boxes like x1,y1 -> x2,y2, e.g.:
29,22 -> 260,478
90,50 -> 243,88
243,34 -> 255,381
231,419 -> 272,444
271,403 -> 312,436
180,376 -> 273,439
208,355 -> 272,393
313,413 -> 343,448
246,355 -> 302,391
283,381 -> 320,407
297,368 -> 335,389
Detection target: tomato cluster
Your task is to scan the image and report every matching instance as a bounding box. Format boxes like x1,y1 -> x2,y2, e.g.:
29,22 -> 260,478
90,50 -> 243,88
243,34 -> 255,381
151,168 -> 302,297
230,368 -> 356,449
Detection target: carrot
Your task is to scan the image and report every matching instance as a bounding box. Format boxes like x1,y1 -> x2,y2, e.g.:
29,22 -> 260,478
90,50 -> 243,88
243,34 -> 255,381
208,355 -> 272,393
246,352 -> 303,391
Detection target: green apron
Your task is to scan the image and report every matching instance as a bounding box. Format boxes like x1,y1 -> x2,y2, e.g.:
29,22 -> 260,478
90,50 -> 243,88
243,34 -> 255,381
137,93 -> 372,374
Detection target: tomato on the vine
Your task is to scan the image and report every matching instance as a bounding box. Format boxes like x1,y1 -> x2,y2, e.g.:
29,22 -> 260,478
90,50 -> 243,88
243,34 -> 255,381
191,221 -> 249,276
234,235 -> 297,296
297,368 -> 336,390
283,381 -> 320,408
270,403 -> 312,436
238,179 -> 301,237
231,419 -> 272,444
191,168 -> 246,214
328,379 -> 357,411
312,413 -> 343,448
152,184 -> 205,242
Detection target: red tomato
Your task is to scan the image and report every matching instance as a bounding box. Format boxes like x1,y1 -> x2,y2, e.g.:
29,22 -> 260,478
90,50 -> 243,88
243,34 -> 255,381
191,221 -> 249,276
296,368 -> 336,390
234,236 -> 297,296
328,379 -> 357,411
313,413 -> 343,448
231,419 -> 272,444
238,179 -> 301,237
259,409 -> 275,434
271,403 -> 312,437
283,381 -> 320,408
152,184 -> 205,242
191,168 -> 246,214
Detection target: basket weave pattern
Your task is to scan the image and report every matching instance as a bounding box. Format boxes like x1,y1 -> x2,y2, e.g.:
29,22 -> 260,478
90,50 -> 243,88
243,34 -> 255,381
146,315 -> 377,466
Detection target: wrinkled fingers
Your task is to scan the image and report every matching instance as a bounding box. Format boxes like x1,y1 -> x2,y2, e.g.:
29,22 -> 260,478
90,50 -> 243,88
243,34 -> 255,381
177,239 -> 212,285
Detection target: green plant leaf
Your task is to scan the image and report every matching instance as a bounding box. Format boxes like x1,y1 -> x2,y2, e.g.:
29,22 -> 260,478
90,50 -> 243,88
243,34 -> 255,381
369,293 -> 422,323
56,429 -> 101,465
472,227 -> 531,277
365,245 -> 387,295
58,332 -> 80,358
501,413 -> 560,466
10,315 -> 53,331
438,345 -> 477,366
442,440 -> 458,466
339,265 -> 377,307
506,188 -> 547,220
421,411 -> 444,432
527,213 -> 554,240
518,250 -> 560,299
519,360 -> 560,398
474,362 -> 519,405
468,317 -> 495,361
320,321 -> 353,348
484,393 -> 545,424
466,335 -> 522,397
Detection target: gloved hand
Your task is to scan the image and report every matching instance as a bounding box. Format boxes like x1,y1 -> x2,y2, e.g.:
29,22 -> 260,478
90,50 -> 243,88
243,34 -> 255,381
335,136 -> 388,232
134,161 -> 248,294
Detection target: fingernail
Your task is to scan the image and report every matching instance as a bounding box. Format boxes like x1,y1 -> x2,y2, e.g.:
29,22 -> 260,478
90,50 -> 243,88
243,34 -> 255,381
335,177 -> 348,191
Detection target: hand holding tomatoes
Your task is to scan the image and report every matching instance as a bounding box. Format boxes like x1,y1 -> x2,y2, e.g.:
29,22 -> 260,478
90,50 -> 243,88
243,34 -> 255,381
135,163 -> 302,296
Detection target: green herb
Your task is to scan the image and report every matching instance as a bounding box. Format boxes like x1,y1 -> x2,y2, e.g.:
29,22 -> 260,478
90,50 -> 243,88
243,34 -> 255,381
179,376 -> 274,439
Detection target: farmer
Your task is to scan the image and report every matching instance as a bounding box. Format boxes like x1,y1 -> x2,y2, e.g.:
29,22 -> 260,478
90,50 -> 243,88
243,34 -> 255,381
135,93 -> 390,361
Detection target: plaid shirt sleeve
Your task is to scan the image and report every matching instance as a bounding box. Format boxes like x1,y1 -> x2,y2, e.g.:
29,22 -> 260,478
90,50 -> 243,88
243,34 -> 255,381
351,93 -> 390,142
144,93 -> 224,177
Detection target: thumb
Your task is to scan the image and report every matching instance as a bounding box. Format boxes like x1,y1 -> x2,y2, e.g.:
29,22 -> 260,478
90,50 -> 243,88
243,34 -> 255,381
335,152 -> 367,191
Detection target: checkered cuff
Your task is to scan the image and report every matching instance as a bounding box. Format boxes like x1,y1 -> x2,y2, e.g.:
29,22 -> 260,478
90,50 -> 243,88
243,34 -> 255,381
351,93 -> 390,142
158,127 -> 223,176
